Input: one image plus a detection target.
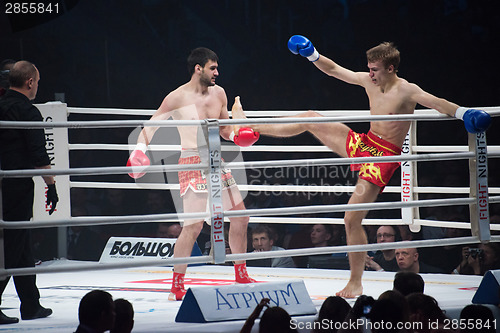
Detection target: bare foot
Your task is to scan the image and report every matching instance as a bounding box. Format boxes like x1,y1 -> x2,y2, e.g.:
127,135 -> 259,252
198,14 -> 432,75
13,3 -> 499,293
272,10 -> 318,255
335,281 -> 363,299
231,96 -> 245,119
231,96 -> 246,134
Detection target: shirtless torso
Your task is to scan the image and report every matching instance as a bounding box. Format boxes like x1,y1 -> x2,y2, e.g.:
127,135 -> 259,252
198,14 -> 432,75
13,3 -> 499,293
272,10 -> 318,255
318,57 -> 458,149
141,79 -> 232,150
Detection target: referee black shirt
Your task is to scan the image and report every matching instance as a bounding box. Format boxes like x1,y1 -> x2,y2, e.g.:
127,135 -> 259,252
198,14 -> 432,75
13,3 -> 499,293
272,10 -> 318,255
0,89 -> 50,170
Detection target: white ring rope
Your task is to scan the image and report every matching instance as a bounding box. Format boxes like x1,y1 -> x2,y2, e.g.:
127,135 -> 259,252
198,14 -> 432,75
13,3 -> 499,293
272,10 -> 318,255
3,235 -> 499,278
2,108 -> 500,130
4,195 -> 499,229
69,180 -> 500,195
68,143 -> 500,154
224,197 -> 476,218
0,163 -> 208,178
0,211 -> 207,229
247,216 -> 500,231
67,106 -> 500,117
0,151 -> 490,179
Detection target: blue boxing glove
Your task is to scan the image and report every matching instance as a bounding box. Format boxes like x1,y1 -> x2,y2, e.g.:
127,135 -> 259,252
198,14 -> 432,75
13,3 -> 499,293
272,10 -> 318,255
455,107 -> 491,133
287,35 -> 320,62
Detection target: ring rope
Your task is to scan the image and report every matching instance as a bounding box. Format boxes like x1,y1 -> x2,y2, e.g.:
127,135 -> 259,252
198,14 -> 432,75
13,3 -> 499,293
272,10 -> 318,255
4,235 -> 499,279
246,216 -> 500,231
226,236 -> 489,262
224,197 -> 476,219
69,181 -> 500,195
0,163 -> 208,178
3,109 -> 500,130
2,196 -> 493,229
0,211 -> 208,229
224,152 -> 477,170
66,106 -> 500,117
1,151 -> 489,179
67,143 -> 500,154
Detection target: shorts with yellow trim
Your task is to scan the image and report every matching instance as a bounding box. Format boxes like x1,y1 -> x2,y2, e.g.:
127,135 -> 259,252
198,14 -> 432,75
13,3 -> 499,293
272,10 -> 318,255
346,130 -> 402,190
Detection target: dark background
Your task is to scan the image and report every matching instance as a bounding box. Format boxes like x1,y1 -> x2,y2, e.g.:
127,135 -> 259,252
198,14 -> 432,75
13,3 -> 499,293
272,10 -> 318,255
1,0 -> 499,259
1,0 -> 499,111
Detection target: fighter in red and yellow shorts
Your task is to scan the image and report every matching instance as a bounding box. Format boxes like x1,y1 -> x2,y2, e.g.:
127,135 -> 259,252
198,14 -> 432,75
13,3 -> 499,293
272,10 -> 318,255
178,155 -> 236,197
346,130 -> 402,189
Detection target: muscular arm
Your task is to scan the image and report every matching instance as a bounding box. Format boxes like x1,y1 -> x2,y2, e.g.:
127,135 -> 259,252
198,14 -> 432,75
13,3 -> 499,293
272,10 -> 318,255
217,88 -> 233,141
409,84 -> 459,117
313,54 -> 365,86
137,95 -> 174,146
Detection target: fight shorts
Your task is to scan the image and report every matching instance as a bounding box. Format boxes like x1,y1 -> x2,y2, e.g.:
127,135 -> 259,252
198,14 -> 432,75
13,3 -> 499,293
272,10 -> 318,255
346,130 -> 402,189
178,155 -> 236,197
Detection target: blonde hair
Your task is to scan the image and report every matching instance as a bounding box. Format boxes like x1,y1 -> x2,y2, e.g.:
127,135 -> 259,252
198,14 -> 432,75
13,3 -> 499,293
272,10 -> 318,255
366,42 -> 400,70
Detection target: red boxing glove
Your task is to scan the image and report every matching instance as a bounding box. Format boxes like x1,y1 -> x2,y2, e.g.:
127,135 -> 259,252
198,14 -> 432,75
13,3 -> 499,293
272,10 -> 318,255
127,144 -> 150,179
231,127 -> 260,147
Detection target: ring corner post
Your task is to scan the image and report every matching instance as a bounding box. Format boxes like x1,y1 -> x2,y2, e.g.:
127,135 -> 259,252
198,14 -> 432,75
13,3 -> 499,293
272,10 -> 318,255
401,123 -> 420,232
468,132 -> 491,242
205,120 -> 226,265
34,102 -> 71,259
0,176 -> 5,274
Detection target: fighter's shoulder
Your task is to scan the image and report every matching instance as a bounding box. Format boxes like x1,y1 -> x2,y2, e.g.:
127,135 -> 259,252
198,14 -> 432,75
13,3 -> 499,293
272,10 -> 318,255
161,86 -> 188,109
211,84 -> 227,98
397,78 -> 423,95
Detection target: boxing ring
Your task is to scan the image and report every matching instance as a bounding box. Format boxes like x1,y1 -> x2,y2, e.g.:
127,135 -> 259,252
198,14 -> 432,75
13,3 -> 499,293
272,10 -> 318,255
0,104 -> 500,332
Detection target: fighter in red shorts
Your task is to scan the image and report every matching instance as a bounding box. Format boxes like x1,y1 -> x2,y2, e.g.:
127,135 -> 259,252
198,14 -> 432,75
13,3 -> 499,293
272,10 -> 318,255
346,130 -> 401,190
127,48 -> 259,301
232,38 -> 490,298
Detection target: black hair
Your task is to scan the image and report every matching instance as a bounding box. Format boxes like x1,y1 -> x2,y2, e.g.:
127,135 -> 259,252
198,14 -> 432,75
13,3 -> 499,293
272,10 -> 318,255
187,47 -> 218,76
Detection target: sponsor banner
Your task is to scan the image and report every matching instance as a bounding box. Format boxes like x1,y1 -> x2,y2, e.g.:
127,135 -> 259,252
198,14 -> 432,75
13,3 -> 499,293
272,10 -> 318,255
100,237 -> 177,263
176,280 -> 316,323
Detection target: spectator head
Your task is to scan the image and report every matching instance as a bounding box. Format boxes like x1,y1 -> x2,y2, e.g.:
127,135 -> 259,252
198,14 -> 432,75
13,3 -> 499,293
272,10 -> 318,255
111,298 -> 134,333
369,298 -> 406,332
251,225 -> 275,252
406,293 -> 447,324
0,59 -> 15,96
377,290 -> 410,322
156,223 -> 182,238
259,306 -> 297,333
376,225 -> 400,243
480,242 -> 500,271
459,304 -> 495,333
393,271 -> 424,296
313,296 -> 351,333
395,248 -> 419,273
78,290 -> 115,332
310,224 -> 333,247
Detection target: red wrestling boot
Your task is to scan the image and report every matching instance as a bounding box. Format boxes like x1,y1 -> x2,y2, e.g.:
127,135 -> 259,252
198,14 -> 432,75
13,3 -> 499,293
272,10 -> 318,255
234,263 -> 256,283
169,271 -> 187,301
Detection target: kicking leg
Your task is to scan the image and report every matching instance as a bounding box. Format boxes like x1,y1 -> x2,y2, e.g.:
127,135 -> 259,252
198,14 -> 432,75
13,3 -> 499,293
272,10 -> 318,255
231,97 -> 350,156
336,179 -> 381,298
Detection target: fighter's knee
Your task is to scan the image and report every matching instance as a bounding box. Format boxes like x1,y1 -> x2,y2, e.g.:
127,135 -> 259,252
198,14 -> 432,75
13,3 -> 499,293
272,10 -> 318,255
182,221 -> 204,236
304,110 -> 322,118
229,216 -> 249,230
302,111 -> 323,131
236,216 -> 250,226
343,215 -> 362,234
